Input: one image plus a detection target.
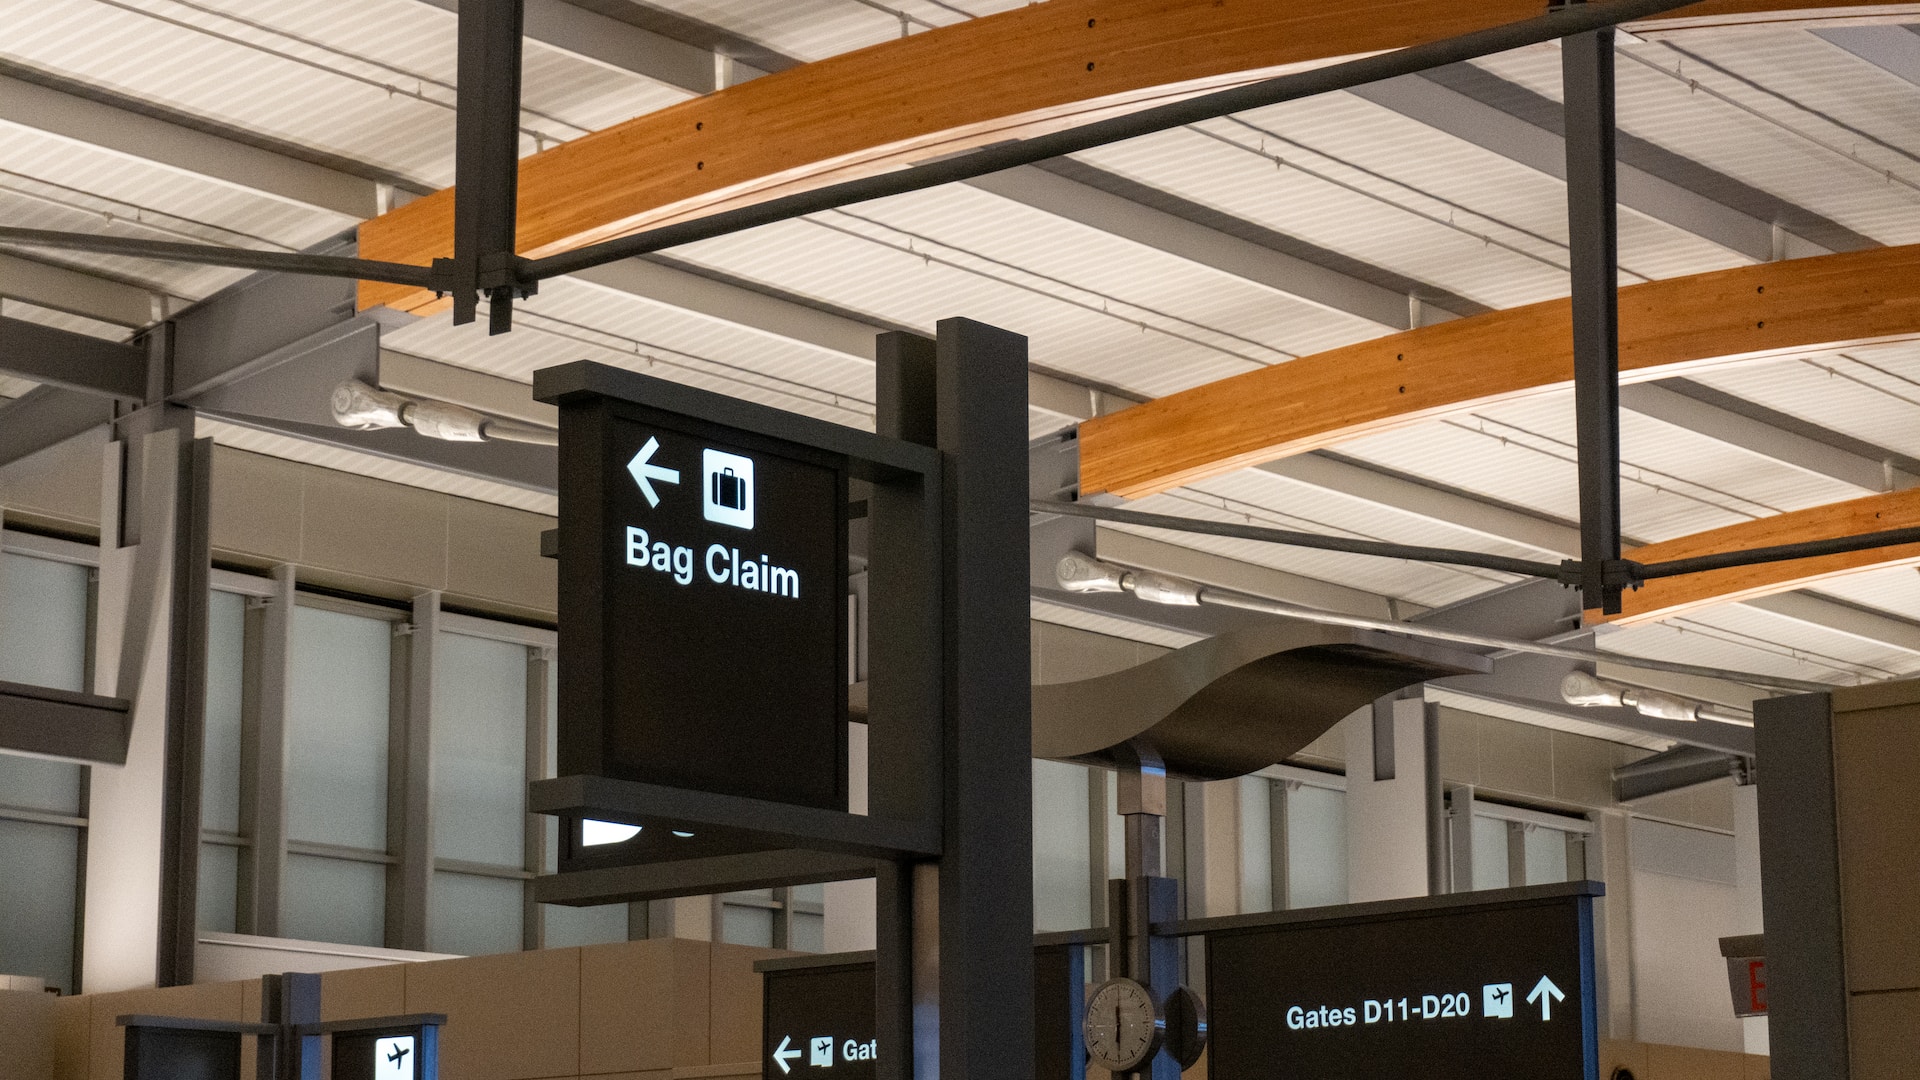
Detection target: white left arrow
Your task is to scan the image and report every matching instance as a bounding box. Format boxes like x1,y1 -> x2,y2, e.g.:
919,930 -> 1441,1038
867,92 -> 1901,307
626,436 -> 680,508
772,1035 -> 802,1075
1526,975 -> 1566,1021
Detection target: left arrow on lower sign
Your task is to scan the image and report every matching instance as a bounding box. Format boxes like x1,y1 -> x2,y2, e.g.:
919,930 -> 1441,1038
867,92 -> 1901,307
772,1035 -> 802,1075
626,436 -> 681,508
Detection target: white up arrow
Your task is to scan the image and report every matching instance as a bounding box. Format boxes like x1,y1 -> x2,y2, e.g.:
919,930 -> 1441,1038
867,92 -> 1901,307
626,436 -> 680,508
772,1036 -> 802,1075
1526,976 -> 1566,1020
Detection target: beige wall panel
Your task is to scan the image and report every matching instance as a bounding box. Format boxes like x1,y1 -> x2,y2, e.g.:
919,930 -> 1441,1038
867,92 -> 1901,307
51,994 -> 87,1080
1551,731 -> 1616,807
1032,622 -> 1141,684
0,427 -> 104,533
1643,1041 -> 1746,1080
583,1071 -> 670,1080
1475,717 -> 1552,799
1599,1037 -> 1646,1078
1435,707 -> 1478,786
1847,988 -> 1920,1080
405,949 -> 581,1080
444,499 -> 555,618
209,448 -> 304,565
321,964 -> 407,1022
1743,1051 -> 1771,1080
0,988 -> 55,1080
1832,680 -> 1920,714
299,470 -> 449,592
708,945 -> 785,1066
579,938 -> 710,1074
1833,703 -> 1920,993
1630,779 -> 1737,833
85,981 -> 247,1080
240,981 -> 261,1080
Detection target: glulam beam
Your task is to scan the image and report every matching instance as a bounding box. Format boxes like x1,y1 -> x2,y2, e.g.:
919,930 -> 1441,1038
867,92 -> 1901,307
1077,244 -> 1920,500
354,0 -> 1908,315
1593,488 -> 1920,625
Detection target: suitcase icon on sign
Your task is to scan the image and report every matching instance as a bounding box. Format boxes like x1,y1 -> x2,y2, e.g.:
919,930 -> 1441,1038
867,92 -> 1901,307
712,467 -> 747,511
702,449 -> 755,529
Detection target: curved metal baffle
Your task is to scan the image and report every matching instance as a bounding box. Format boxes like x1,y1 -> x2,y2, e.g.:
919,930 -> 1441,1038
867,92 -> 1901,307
1033,621 -> 1492,781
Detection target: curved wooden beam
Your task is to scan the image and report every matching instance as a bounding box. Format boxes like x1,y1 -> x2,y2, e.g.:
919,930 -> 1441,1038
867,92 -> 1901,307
1597,488 -> 1920,624
1077,244 -> 1920,499
355,0 -> 1906,315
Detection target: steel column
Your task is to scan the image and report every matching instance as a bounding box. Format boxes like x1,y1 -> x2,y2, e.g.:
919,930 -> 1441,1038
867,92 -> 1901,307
448,0 -> 530,331
390,592 -> 440,951
238,564 -> 293,937
1563,27 -> 1626,614
156,433 -> 213,987
870,330 -> 943,1080
934,318 -> 1033,1080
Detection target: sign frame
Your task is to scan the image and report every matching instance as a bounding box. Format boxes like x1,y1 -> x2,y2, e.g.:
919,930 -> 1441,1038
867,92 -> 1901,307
532,360 -> 946,871
1188,881 -> 1602,1080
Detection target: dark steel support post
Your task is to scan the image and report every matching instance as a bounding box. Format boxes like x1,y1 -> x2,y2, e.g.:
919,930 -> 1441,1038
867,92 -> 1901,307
871,330 -> 944,1080
156,434 -> 214,987
447,0 -> 530,332
935,318 -> 1033,1080
1563,27 -> 1627,614
262,971 -> 323,1080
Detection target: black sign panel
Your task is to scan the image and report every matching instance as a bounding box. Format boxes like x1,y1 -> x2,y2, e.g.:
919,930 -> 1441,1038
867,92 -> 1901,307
762,948 -> 1082,1080
558,396 -> 849,810
124,1027 -> 241,1080
1206,890 -> 1598,1080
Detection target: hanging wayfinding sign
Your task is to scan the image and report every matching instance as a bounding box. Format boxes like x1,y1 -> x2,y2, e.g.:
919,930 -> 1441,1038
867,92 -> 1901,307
540,362 -> 851,812
1205,883 -> 1601,1080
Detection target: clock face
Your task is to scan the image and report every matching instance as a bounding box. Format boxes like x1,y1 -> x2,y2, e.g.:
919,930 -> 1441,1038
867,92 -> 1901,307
1083,978 -> 1164,1072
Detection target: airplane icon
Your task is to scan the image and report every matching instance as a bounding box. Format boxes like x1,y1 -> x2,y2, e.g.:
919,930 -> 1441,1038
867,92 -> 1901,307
1483,983 -> 1514,1019
388,1046 -> 410,1066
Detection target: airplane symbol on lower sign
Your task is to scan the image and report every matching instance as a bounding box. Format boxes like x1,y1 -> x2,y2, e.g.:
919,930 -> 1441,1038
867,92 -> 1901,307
1527,976 -> 1566,1020
387,1046 -> 410,1066
1491,987 -> 1509,1004
772,1035 -> 803,1075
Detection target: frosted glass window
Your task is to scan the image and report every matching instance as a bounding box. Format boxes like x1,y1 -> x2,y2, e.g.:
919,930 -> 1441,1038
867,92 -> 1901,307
0,819 -> 79,993
792,883 -> 825,906
284,854 -> 384,947
1285,784 -> 1347,909
791,911 -> 825,953
1031,759 -> 1090,931
1473,816 -> 1511,891
543,902 -> 627,947
432,633 -> 527,868
198,843 -> 238,933
1237,778 -> 1273,913
287,606 -> 391,850
201,590 -> 246,834
0,553 -> 89,816
430,872 -> 521,956
722,903 -> 774,948
1524,825 -> 1570,886
0,553 -> 88,691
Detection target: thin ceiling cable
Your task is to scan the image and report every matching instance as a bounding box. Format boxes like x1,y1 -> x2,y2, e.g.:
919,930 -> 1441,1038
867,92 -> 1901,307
1656,40 -> 1920,173
1156,487 -> 1517,589
0,167 -> 296,251
1800,354 -> 1920,413
1832,352 -> 1920,396
819,208 -> 1297,363
798,216 -> 1286,370
1447,413 -> 1791,520
1648,616 -> 1905,682
85,0 -> 587,145
1199,118 -> 1659,284
1617,43 -> 1920,200
502,306 -> 875,418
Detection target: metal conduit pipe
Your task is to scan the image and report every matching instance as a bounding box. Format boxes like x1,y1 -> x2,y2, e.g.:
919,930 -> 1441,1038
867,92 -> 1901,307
1054,551 -> 1830,696
330,379 -> 558,446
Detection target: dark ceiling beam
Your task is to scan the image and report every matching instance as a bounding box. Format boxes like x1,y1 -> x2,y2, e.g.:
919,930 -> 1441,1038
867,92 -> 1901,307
0,317 -> 146,399
0,679 -> 131,766
1349,64 -> 1877,260
0,386 -> 115,469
